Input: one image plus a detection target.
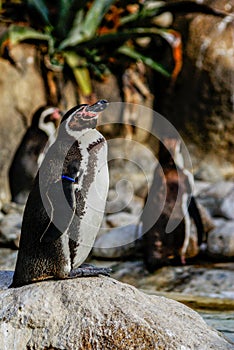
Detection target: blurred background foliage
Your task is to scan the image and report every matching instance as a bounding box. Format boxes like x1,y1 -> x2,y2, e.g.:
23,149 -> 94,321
0,0 -> 224,108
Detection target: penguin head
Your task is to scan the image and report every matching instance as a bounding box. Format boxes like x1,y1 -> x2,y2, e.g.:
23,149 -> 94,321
32,106 -> 62,137
62,100 -> 108,138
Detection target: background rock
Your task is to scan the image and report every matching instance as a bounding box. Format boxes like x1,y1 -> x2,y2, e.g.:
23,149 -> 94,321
0,249 -> 17,271
0,45 -> 46,201
0,272 -> 232,349
93,224 -> 142,259
0,43 -> 78,202
0,212 -> 22,248
1,201 -> 25,215
106,189 -> 144,216
106,212 -> 139,228
197,181 -> 234,217
207,221 -> 234,258
155,0 -> 234,180
0,202 -> 25,248
112,262 -> 234,300
219,189 -> 234,219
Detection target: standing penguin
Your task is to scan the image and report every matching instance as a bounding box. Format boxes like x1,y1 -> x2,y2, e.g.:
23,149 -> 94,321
141,138 -> 204,272
9,106 -> 62,204
10,100 -> 110,288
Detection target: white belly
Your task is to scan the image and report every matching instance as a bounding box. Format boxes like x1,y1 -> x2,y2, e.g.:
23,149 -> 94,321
72,143 -> 109,268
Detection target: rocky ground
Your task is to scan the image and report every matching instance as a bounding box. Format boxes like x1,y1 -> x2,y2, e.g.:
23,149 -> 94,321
1,177 -> 234,343
0,272 -> 233,350
0,2 -> 233,347
1,141 -> 234,344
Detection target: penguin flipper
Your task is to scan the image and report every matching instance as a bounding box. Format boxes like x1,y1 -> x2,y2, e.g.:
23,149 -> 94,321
40,183 -> 76,243
40,207 -> 75,243
188,196 -> 204,246
40,221 -> 64,243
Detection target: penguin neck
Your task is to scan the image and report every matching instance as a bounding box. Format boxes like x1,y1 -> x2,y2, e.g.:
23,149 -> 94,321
60,126 -> 102,147
78,129 -> 103,149
39,121 -> 57,139
38,108 -> 58,138
62,128 -> 105,192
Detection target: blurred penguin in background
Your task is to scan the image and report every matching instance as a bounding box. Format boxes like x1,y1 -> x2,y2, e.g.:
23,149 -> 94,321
9,106 -> 62,204
141,138 -> 204,272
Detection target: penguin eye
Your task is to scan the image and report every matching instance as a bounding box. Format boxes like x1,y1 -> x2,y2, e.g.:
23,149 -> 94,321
73,112 -> 81,121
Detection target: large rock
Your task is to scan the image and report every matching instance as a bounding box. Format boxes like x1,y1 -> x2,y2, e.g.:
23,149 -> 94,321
207,220 -> 234,258
0,212 -> 22,248
0,272 -> 232,349
106,189 -> 144,216
197,181 -> 234,217
106,212 -> 139,228
219,189 -> 234,220
0,202 -> 24,248
93,224 -> 142,259
112,261 -> 234,301
0,249 -> 17,271
156,0 -> 234,180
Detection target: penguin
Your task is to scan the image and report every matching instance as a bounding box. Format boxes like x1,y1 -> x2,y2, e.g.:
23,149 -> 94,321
9,106 -> 62,204
141,138 -> 204,272
10,100 -> 110,288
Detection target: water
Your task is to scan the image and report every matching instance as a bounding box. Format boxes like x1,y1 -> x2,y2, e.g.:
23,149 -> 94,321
199,311 -> 234,344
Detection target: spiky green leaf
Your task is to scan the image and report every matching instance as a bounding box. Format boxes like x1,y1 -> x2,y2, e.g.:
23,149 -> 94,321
50,0 -> 87,39
26,0 -> 51,26
120,1 -> 164,26
0,25 -> 53,51
64,51 -> 92,96
59,0 -> 115,49
77,27 -> 169,50
118,45 -> 170,77
14,27 -> 51,45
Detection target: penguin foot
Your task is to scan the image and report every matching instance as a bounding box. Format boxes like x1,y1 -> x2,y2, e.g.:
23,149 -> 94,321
180,255 -> 186,265
69,264 -> 112,278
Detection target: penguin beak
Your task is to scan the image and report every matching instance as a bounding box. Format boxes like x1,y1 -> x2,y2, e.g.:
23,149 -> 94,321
50,108 -> 62,127
81,100 -> 109,120
86,100 -> 109,113
43,107 -> 62,126
50,108 -> 62,121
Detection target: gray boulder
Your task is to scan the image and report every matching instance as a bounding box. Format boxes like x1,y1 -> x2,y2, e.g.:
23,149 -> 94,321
219,189 -> 234,220
0,272 -> 232,349
106,212 -> 139,228
207,221 -> 234,258
0,212 -> 22,248
106,189 -> 144,216
113,262 -> 234,301
1,201 -> 25,215
197,181 -> 234,217
0,249 -> 17,271
93,224 -> 142,259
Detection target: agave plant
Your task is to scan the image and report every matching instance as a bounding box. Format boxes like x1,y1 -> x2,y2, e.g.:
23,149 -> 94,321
0,0 -> 225,106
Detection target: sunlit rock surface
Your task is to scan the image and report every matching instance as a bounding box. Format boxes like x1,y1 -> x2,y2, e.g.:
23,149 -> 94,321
0,272 -> 233,350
